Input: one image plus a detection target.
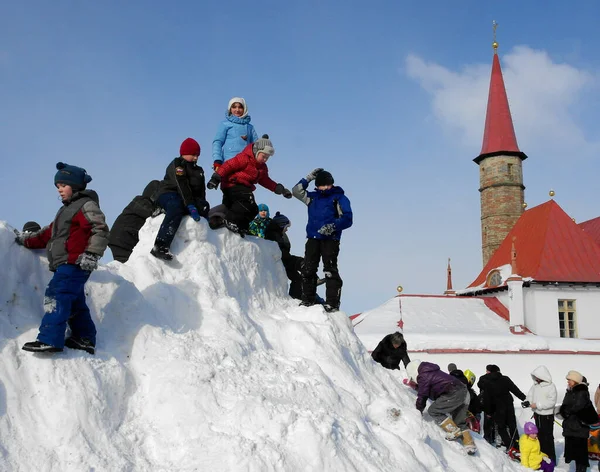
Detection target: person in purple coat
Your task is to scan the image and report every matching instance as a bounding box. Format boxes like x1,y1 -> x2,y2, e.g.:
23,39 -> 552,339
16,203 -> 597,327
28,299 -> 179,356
407,360 -> 477,454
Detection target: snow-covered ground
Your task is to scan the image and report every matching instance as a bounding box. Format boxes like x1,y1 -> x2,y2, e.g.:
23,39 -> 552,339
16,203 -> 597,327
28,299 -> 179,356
0,217 -> 597,471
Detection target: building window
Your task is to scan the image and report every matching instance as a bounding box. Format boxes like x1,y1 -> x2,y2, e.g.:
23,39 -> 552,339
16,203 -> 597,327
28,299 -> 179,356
507,163 -> 514,181
558,299 -> 577,338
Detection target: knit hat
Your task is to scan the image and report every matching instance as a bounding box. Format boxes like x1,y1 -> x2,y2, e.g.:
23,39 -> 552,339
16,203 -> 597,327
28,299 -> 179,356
22,221 -> 41,233
54,162 -> 92,191
486,364 -> 500,373
448,363 -> 458,373
315,170 -> 334,187
406,360 -> 421,382
180,138 -> 201,156
524,422 -> 538,435
257,203 -> 270,218
566,370 -> 583,384
272,211 -> 290,229
228,97 -> 248,118
253,136 -> 275,158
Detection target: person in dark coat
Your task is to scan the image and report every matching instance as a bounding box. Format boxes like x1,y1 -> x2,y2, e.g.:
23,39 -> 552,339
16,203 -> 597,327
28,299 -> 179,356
559,370 -> 592,472
109,180 -> 160,263
477,364 -> 498,444
371,332 -> 410,370
264,212 -> 303,300
152,138 -> 209,260
479,364 -> 526,451
406,360 -> 477,454
448,363 -> 469,385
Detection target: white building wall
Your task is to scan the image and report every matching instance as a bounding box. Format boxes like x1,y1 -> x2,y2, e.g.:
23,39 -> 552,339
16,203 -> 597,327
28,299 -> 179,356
523,285 -> 600,339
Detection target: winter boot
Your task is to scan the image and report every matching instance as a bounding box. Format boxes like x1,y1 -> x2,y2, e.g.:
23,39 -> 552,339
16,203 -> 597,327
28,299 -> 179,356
323,304 -> 339,313
299,300 -> 315,307
64,336 -> 95,355
462,431 -> 477,455
151,245 -> 173,261
22,341 -> 63,353
223,220 -> 245,238
440,417 -> 463,440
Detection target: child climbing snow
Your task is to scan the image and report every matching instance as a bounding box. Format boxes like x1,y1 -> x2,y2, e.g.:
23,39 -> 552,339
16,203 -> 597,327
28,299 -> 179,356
248,203 -> 271,238
17,162 -> 109,354
206,135 -> 292,236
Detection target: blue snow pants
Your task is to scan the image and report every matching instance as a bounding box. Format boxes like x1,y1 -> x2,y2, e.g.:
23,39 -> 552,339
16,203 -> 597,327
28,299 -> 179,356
37,264 -> 95,348
155,192 -> 186,249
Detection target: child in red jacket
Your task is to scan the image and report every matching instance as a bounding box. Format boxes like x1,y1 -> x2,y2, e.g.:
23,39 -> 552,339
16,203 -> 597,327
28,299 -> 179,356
16,162 -> 109,354
206,135 -> 291,236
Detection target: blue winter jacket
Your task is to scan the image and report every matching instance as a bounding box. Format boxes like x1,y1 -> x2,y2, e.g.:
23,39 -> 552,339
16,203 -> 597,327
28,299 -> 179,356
212,113 -> 259,164
292,178 -> 353,240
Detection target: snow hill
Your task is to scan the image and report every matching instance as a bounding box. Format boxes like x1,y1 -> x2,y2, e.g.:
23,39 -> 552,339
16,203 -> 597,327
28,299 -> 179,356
0,217 -> 526,472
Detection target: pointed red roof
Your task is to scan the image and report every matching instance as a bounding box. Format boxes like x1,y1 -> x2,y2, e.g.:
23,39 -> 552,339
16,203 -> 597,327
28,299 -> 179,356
469,200 -> 600,287
579,216 -> 600,248
474,53 -> 527,163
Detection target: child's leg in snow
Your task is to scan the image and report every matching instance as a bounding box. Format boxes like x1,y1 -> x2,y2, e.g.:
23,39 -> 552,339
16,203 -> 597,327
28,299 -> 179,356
428,386 -> 469,425
67,276 -> 96,344
155,192 -> 186,249
301,239 -> 321,303
37,265 -> 90,348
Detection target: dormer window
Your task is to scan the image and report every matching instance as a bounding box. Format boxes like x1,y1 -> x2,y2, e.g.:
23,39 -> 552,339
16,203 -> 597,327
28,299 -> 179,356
487,269 -> 502,287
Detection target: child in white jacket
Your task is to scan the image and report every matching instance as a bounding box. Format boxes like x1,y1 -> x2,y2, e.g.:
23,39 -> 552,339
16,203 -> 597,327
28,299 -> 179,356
524,365 -> 557,463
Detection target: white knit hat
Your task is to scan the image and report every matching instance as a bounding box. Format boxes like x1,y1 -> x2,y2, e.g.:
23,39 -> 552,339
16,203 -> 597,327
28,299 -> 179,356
228,97 -> 248,118
406,360 -> 421,382
566,370 -> 583,384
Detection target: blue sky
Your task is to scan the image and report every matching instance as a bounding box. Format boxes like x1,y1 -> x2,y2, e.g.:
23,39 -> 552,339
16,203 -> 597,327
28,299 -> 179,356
2,1 -> 599,314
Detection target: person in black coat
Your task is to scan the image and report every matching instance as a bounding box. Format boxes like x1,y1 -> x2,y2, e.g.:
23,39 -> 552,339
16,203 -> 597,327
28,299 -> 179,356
559,370 -> 592,472
479,364 -> 526,451
477,365 -> 498,444
371,332 -> 410,370
264,212 -> 304,300
109,180 -> 160,263
448,363 -> 469,386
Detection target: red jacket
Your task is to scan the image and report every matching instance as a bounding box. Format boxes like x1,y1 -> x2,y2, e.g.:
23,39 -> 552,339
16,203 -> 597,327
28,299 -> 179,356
216,143 -> 277,192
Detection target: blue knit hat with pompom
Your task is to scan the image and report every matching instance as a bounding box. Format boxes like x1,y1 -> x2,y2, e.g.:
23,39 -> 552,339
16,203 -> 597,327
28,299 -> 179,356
54,162 -> 92,191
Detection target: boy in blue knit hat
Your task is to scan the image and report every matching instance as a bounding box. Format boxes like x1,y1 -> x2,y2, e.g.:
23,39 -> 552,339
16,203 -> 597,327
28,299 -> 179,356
248,203 -> 271,238
16,162 -> 109,354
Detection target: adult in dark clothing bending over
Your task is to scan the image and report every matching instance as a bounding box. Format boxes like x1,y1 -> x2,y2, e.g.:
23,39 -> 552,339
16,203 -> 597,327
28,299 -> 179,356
371,332 -> 410,370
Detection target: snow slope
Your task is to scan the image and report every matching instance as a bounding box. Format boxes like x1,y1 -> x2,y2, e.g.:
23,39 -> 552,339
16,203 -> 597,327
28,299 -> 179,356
1,217 -> 527,472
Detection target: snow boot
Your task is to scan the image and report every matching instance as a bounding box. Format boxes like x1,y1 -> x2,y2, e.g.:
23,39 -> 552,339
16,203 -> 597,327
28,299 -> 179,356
299,300 -> 315,307
64,336 -> 95,355
151,245 -> 173,261
440,417 -> 463,440
22,341 -> 63,353
223,220 -> 245,238
462,431 -> 477,455
323,304 -> 339,313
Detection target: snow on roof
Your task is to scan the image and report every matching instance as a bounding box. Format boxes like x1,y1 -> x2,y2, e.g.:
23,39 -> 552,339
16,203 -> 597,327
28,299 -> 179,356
352,295 -> 600,354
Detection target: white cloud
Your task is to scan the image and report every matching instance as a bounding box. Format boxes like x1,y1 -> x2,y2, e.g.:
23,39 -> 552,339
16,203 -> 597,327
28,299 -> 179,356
405,46 -> 599,157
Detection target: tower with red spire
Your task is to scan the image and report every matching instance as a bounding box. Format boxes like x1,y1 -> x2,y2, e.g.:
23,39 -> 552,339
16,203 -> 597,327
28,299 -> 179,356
474,24 -> 527,266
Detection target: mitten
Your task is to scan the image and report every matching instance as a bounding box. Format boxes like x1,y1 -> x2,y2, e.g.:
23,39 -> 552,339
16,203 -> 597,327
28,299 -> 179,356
14,229 -> 25,246
317,223 -> 336,236
187,205 -> 201,222
207,173 -> 221,190
521,401 -> 530,408
212,161 -> 222,171
274,183 -> 292,198
306,168 -> 324,182
77,252 -> 100,271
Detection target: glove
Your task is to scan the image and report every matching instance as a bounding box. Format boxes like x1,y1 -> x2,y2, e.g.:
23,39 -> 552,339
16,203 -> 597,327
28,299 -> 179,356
187,205 -> 201,222
77,252 -> 100,272
196,200 -> 210,217
317,223 -> 336,236
207,173 -> 221,190
14,229 -> 26,246
212,161 -> 222,171
306,167 -> 324,182
521,401 -> 530,408
274,183 -> 292,198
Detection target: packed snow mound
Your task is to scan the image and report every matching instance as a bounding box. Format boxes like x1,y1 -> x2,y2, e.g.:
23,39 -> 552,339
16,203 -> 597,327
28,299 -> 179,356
0,218 -> 524,471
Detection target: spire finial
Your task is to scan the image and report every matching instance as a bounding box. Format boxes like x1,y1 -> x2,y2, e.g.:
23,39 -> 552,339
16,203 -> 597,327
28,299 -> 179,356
444,258 -> 455,295
492,20 -> 499,54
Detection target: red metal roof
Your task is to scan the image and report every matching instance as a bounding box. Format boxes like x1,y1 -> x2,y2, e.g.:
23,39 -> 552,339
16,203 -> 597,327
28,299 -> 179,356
469,200 -> 600,287
579,216 -> 600,248
475,53 -> 525,162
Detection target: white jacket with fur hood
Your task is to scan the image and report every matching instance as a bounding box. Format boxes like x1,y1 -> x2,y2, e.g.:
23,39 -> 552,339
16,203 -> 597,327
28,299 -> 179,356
526,365 -> 558,416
